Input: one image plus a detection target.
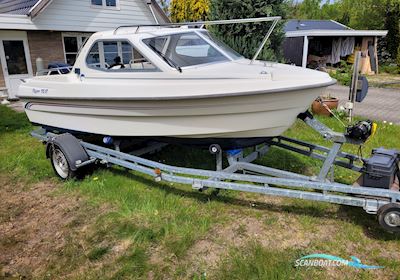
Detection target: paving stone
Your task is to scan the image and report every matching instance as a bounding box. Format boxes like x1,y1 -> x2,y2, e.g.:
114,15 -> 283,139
327,84 -> 400,124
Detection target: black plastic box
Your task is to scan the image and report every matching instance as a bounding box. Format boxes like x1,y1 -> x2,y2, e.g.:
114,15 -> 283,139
362,148 -> 400,189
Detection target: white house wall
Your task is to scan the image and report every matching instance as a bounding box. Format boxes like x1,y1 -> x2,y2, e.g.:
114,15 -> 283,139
0,0 -> 156,31
33,0 -> 155,31
0,14 -> 35,30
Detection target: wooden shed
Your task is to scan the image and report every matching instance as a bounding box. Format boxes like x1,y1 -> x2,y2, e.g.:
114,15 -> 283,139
283,20 -> 388,74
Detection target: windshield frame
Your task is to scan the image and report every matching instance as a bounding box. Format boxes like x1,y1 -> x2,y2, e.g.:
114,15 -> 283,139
142,30 -> 238,70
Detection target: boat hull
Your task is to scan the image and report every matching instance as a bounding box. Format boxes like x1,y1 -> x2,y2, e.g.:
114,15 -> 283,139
35,125 -> 272,149
24,87 -> 324,141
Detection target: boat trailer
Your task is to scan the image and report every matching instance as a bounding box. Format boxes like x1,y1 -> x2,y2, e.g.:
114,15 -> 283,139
31,113 -> 400,233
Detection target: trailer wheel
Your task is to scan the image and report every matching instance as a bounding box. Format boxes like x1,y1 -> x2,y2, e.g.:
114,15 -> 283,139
50,146 -> 77,180
378,203 -> 400,233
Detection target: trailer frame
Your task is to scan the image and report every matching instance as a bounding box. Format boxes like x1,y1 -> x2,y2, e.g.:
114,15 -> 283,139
31,113 -> 400,232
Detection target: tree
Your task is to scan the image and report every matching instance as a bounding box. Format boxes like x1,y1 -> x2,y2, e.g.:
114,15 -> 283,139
384,0 -> 400,62
169,0 -> 209,22
298,0 -> 322,19
209,0 -> 287,61
289,0 -> 385,29
397,45 -> 400,66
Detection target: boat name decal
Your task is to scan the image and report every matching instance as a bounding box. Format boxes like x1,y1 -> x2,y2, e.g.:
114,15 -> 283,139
32,88 -> 49,94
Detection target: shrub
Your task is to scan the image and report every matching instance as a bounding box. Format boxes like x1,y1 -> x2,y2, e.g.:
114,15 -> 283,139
329,60 -> 352,86
379,64 -> 400,74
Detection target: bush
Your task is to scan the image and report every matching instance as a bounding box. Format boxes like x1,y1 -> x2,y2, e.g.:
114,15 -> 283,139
379,64 -> 400,74
329,60 -> 352,86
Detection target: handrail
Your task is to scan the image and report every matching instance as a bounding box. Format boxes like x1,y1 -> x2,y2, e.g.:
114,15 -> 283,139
36,66 -> 73,76
113,16 -> 282,34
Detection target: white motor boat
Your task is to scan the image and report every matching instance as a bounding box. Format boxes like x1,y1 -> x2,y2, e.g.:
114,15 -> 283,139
18,17 -> 336,149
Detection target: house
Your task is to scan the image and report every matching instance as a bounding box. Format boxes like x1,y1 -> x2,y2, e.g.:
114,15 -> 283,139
0,0 -> 169,100
283,20 -> 388,74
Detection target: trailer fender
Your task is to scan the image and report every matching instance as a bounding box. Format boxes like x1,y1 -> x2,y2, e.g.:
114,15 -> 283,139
46,133 -> 89,171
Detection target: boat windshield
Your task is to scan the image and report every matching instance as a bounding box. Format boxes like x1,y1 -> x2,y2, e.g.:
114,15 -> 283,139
143,32 -> 230,68
199,31 -> 243,60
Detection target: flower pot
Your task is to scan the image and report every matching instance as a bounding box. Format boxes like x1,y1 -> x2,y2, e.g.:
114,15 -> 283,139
311,97 -> 339,116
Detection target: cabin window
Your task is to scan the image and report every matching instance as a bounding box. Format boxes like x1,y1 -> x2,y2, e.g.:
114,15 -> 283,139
63,34 -> 90,65
143,32 -> 229,68
91,0 -> 119,8
86,40 -> 157,71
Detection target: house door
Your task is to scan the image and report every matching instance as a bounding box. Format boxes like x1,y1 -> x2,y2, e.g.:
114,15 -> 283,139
0,31 -> 33,100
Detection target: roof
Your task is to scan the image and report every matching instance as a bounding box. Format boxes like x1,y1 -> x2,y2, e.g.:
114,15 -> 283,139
0,0 -> 39,15
0,0 -> 168,23
285,19 -> 388,38
285,20 -> 350,32
0,0 -> 51,18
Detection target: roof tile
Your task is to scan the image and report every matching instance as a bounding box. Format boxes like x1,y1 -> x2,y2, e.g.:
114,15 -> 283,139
0,0 -> 40,15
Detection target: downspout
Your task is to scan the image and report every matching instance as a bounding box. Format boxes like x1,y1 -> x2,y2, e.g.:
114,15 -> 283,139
146,0 -> 159,24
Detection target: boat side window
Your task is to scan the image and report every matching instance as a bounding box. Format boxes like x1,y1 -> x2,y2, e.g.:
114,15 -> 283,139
86,40 -> 157,71
143,32 -> 229,68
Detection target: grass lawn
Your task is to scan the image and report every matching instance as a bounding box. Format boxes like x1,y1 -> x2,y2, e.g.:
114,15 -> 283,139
367,73 -> 400,90
0,105 -> 400,279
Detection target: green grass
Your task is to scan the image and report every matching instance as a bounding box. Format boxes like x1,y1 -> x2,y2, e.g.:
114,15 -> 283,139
0,105 -> 31,133
1,105 -> 400,279
87,246 -> 110,261
213,241 -> 308,280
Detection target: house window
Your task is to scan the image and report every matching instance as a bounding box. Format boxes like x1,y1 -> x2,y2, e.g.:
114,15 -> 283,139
105,0 -> 117,6
86,40 -> 157,71
91,0 -> 118,8
62,34 -> 90,65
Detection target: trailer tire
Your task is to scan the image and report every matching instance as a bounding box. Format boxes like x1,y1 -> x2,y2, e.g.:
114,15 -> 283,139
50,145 -> 77,180
378,203 -> 400,233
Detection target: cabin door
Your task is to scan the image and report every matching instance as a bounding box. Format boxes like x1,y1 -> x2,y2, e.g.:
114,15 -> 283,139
0,31 -> 33,100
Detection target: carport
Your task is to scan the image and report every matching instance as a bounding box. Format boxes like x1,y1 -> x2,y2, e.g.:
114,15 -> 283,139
283,20 -> 388,74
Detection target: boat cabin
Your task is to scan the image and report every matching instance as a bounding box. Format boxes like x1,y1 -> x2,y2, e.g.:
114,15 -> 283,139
79,28 -> 244,73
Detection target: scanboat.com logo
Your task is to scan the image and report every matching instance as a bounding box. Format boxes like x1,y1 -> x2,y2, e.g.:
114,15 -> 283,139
295,254 -> 384,269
